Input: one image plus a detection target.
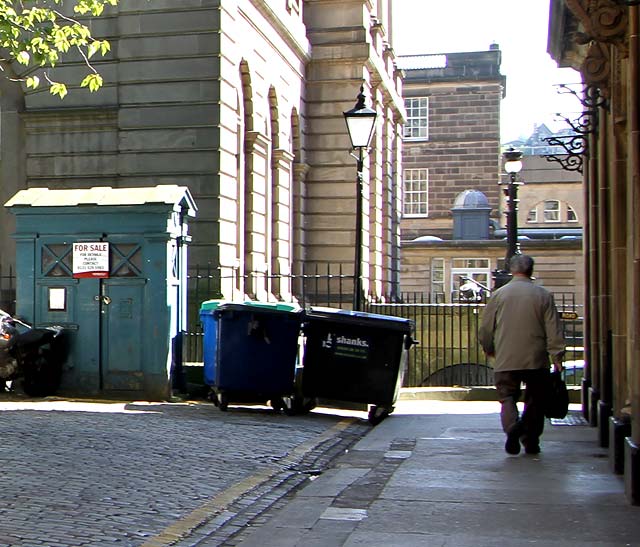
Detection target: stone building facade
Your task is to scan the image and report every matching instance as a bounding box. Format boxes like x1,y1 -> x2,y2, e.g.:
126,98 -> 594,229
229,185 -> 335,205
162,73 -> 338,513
397,47 -> 505,241
0,0 -> 404,304
548,0 -> 640,505
396,48 -> 584,306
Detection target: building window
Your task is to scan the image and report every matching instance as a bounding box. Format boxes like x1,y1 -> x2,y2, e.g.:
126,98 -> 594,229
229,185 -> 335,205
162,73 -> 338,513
527,207 -> 538,223
42,244 -> 73,277
404,97 -> 429,140
451,258 -> 491,301
567,205 -> 578,222
403,168 -> 429,216
543,200 -> 560,222
431,258 -> 445,301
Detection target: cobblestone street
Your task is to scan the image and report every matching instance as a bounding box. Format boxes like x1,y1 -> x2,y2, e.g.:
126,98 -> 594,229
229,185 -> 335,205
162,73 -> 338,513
0,395 -> 369,547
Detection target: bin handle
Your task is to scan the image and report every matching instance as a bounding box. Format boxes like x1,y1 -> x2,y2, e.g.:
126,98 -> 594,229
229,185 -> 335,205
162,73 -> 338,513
405,336 -> 419,350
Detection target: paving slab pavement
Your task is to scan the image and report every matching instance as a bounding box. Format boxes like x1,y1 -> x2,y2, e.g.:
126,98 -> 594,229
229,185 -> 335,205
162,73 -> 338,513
232,400 -> 640,547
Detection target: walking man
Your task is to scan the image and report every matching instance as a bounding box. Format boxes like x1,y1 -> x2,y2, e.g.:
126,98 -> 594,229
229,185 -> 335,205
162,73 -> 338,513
479,254 -> 565,455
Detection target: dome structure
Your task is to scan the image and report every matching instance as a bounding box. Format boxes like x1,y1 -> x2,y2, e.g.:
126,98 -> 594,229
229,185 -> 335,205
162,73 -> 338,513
452,189 -> 490,209
451,190 -> 491,240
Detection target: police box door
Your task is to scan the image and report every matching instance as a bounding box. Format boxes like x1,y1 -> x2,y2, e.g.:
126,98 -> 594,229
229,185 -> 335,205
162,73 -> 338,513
35,238 -> 146,394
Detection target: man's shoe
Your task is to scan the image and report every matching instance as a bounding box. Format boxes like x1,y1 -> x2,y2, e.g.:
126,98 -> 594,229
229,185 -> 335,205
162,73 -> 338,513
505,423 -> 522,455
523,440 -> 540,455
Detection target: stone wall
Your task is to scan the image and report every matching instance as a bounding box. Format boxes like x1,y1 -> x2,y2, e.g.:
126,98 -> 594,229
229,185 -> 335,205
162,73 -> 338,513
400,240 -> 584,308
0,0 -> 405,302
400,49 -> 504,241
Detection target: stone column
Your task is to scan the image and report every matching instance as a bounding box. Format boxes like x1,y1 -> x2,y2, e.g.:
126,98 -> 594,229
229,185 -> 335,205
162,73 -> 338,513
292,162 -> 309,277
271,148 -> 295,300
244,131 -> 271,300
625,5 -> 640,506
597,106 -> 612,447
587,121 -> 601,427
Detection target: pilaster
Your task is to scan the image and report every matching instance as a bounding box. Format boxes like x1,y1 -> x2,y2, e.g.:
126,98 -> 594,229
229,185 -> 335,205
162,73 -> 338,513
244,130 -> 271,298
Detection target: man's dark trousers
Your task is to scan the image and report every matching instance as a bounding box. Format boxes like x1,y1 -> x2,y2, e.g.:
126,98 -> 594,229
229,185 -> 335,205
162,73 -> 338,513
495,369 -> 549,447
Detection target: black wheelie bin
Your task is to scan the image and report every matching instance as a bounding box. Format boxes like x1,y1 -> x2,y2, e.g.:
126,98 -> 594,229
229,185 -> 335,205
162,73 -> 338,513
300,307 -> 414,425
199,301 -> 302,411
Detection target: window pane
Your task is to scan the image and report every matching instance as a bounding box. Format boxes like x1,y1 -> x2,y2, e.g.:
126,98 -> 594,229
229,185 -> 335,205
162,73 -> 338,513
403,168 -> 429,216
543,200 -> 560,222
404,97 -> 429,140
42,244 -> 73,277
431,258 -> 445,298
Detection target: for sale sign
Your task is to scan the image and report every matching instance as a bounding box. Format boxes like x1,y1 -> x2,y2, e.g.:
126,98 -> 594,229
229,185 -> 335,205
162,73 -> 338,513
73,242 -> 110,278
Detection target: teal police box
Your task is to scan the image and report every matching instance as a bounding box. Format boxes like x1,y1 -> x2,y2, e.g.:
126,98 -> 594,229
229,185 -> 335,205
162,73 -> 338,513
5,185 -> 197,399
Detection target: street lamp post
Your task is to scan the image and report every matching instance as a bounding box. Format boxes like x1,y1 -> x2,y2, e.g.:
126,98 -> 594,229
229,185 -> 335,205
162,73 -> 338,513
343,86 -> 377,311
494,147 -> 524,289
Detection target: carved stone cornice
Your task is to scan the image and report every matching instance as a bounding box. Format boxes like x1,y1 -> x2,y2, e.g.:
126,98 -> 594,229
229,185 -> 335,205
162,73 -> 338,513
293,162 -> 310,182
583,41 -> 612,88
245,131 -> 270,157
565,0 -> 628,94
566,0 -> 627,44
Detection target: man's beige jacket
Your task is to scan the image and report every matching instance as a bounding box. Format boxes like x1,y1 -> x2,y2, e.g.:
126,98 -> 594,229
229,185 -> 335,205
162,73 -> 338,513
478,276 -> 566,372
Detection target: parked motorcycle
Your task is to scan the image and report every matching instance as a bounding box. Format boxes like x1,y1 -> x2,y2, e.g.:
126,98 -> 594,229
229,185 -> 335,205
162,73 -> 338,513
0,310 -> 66,397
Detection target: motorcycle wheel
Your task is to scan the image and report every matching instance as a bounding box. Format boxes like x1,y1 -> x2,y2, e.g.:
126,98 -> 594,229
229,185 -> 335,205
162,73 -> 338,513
22,354 -> 62,397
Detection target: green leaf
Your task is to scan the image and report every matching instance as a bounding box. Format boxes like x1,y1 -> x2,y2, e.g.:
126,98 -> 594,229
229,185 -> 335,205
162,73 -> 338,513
81,73 -> 103,92
87,41 -> 100,58
16,50 -> 30,65
26,75 -> 40,89
50,82 -> 68,99
0,0 -> 120,99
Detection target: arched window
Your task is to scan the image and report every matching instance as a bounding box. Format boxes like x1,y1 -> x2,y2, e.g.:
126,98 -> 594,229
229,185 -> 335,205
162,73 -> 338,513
543,200 -> 560,222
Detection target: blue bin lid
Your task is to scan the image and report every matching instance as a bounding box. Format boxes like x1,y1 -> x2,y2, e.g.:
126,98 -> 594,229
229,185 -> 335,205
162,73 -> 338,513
200,300 -> 302,317
199,299 -> 231,315
239,301 -> 301,312
206,301 -> 302,316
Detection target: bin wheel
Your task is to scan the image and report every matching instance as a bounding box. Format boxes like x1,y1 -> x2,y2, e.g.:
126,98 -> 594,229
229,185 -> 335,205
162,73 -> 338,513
283,396 -> 316,416
21,353 -> 62,397
208,390 -> 219,407
218,393 -> 228,412
270,397 -> 285,412
368,405 -> 390,426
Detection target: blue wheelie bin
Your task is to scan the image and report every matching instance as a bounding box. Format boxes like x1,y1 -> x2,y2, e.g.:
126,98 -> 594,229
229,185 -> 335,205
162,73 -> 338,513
300,307 -> 414,425
199,301 -> 302,411
199,300 -> 229,388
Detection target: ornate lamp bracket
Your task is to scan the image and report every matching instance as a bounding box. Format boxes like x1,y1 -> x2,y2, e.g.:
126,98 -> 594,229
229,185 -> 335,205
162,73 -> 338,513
542,84 -> 604,174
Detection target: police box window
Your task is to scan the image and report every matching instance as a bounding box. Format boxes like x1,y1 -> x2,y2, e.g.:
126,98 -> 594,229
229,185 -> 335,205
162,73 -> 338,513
48,287 -> 66,311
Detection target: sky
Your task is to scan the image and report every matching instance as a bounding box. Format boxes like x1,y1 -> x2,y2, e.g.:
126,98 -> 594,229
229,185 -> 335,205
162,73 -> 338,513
391,1 -> 583,143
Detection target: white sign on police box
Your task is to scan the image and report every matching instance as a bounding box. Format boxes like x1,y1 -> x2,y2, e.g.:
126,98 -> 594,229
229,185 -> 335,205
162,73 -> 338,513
73,242 -> 110,278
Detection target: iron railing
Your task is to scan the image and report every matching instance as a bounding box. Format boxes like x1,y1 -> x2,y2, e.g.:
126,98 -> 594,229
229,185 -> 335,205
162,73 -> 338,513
185,267 -> 585,388
0,263 -> 584,388
184,264 -> 355,364
367,294 -> 493,387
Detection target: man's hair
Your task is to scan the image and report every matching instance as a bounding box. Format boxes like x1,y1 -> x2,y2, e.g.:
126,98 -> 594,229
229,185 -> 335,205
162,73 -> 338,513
509,254 -> 534,277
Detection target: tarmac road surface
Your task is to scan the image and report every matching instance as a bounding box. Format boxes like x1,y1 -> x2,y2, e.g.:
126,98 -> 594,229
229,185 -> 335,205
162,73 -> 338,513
0,395 -> 369,547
